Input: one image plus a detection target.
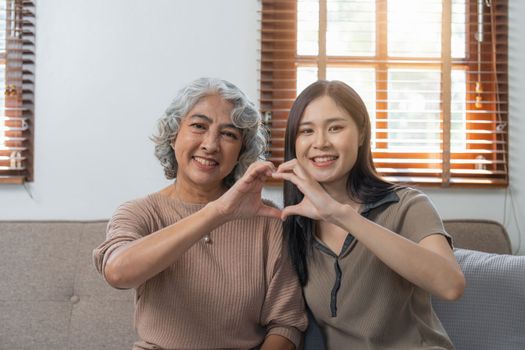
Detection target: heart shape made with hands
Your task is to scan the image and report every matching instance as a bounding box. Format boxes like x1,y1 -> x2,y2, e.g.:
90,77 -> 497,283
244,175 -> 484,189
271,159 -> 338,221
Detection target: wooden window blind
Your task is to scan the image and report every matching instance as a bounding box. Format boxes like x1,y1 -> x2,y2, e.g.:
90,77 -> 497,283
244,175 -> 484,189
0,0 -> 35,184
260,0 -> 508,187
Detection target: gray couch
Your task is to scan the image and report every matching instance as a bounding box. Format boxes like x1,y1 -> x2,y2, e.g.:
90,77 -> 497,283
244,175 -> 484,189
1,220 -> 524,350
0,221 -> 135,349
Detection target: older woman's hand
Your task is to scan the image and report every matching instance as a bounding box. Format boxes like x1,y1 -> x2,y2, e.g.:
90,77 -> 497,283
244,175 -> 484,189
211,161 -> 282,221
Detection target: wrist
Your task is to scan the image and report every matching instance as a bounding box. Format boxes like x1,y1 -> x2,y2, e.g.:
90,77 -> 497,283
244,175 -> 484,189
204,201 -> 231,226
329,203 -> 361,231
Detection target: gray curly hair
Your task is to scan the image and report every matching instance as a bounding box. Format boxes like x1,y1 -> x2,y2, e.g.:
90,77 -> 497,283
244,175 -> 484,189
151,77 -> 267,187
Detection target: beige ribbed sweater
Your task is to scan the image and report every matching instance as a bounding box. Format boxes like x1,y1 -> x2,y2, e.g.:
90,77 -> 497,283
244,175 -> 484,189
93,192 -> 307,350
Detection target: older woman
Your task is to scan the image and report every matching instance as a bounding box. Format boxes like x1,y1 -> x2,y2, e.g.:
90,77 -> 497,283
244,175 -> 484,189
93,78 -> 306,350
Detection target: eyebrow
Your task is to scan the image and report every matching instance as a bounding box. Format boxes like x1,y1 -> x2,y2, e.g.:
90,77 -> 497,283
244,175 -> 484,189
299,117 -> 349,126
188,114 -> 240,130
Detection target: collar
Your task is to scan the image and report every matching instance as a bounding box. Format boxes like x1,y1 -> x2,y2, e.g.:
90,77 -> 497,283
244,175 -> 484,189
359,191 -> 400,216
294,190 -> 400,228
313,233 -> 355,258
297,191 -> 400,258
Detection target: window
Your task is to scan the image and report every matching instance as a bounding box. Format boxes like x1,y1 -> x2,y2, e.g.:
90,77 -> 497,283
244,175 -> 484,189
260,0 -> 508,187
0,0 -> 35,184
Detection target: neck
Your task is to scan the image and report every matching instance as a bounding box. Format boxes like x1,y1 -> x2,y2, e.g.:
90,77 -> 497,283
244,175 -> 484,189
321,178 -> 360,211
170,179 -> 227,204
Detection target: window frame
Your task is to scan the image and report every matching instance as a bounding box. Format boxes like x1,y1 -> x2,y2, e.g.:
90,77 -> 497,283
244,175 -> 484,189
260,0 -> 508,187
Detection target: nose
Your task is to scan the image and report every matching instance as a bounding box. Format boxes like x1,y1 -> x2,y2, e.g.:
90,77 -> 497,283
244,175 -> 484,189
313,130 -> 330,149
200,130 -> 220,153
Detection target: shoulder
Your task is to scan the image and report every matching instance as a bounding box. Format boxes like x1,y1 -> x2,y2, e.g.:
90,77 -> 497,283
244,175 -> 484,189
113,194 -> 158,217
384,186 -> 441,222
363,186 -> 426,216
389,187 -> 447,241
109,193 -> 165,232
395,186 -> 426,200
393,186 -> 435,210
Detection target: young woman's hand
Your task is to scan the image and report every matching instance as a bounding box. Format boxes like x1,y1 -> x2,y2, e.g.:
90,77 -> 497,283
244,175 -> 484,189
272,159 -> 342,221
212,161 -> 282,220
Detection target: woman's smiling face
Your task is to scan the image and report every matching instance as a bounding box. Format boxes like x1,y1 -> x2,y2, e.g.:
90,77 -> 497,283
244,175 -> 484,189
173,94 -> 242,192
295,95 -> 361,189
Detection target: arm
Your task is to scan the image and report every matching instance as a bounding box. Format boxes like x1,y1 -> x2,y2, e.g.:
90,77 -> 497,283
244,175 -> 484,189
104,203 -> 227,289
273,159 -> 465,301
261,335 -> 296,350
258,217 -> 307,349
331,204 -> 465,300
104,161 -> 281,289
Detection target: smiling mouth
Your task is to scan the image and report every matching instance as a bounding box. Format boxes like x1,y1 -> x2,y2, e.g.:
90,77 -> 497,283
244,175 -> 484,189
192,156 -> 219,167
311,156 -> 338,163
309,155 -> 338,168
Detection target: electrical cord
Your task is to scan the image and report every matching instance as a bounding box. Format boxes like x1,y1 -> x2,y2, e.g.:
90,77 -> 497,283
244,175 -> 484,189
505,186 -> 523,255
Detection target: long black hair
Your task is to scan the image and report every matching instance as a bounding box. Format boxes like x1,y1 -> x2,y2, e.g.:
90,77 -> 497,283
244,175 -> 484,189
283,80 -> 398,286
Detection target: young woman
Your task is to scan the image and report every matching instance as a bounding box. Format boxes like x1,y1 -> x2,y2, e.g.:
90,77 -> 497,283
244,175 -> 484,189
93,78 -> 306,350
272,80 -> 465,349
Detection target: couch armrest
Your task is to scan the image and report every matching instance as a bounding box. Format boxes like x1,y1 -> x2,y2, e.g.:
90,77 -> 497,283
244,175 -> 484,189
443,219 -> 512,254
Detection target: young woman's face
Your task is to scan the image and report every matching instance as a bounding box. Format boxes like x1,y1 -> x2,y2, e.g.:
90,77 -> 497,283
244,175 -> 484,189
173,94 -> 243,191
295,95 -> 361,188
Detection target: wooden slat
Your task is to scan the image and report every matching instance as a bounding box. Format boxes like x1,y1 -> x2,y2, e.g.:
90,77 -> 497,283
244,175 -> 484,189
260,0 -> 508,187
0,175 -> 25,184
259,0 -> 297,169
317,0 -> 326,80
0,0 -> 35,182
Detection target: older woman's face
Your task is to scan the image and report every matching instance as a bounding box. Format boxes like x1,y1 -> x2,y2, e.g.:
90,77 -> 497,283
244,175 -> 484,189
172,94 -> 242,190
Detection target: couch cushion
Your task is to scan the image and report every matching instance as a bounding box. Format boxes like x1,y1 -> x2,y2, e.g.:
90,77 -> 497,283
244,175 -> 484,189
0,301 -> 71,349
69,299 -> 136,350
70,221 -> 136,350
0,222 -> 84,349
0,221 -> 137,350
0,222 -> 84,301
432,248 -> 525,350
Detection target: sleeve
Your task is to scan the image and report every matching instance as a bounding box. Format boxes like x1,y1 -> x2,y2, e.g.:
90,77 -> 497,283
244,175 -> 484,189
260,217 -> 308,348
92,199 -> 151,284
396,189 -> 453,248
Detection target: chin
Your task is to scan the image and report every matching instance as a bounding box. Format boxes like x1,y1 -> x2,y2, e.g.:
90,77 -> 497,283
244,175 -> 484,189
314,172 -> 348,187
310,174 -> 334,184
308,168 -> 336,180
187,172 -> 223,187
317,178 -> 337,185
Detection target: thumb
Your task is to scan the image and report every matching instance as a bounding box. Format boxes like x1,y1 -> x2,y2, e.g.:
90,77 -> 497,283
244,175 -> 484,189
258,205 -> 282,220
281,204 -> 303,221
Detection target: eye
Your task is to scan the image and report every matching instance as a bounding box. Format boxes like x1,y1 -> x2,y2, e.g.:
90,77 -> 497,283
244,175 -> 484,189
190,123 -> 207,131
222,130 -> 240,140
299,128 -> 313,135
329,125 -> 343,132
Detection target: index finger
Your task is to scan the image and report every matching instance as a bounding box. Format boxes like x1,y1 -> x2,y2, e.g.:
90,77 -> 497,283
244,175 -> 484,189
249,160 -> 276,173
243,161 -> 275,183
276,159 -> 298,173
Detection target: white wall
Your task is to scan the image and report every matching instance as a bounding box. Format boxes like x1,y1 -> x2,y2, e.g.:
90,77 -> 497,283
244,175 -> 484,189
0,0 -> 260,218
1,0 -> 523,253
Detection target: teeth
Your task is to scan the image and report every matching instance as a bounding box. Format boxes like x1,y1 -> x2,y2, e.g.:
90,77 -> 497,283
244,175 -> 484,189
313,156 -> 337,163
194,157 -> 218,166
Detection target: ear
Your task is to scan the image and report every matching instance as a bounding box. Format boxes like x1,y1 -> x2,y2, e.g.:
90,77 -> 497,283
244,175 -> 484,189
358,132 -> 365,147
